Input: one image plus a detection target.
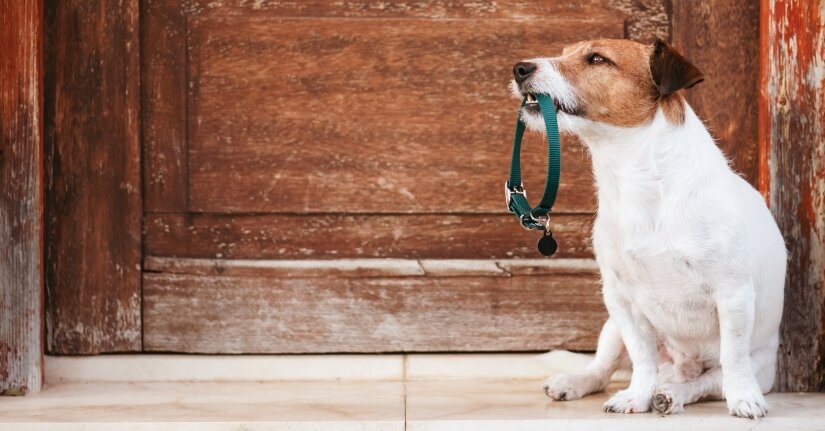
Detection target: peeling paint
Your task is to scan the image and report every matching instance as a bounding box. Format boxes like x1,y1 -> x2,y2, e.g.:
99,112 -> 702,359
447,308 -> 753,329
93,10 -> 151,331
763,0 -> 825,392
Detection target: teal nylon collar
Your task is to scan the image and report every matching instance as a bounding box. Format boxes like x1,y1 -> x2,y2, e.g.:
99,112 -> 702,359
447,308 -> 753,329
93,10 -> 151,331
505,93 -> 561,255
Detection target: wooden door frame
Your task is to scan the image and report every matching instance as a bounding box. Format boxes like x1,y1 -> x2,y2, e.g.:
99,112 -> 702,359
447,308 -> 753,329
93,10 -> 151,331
43,0 -> 142,354
1,0 -> 45,395
759,0 -> 825,392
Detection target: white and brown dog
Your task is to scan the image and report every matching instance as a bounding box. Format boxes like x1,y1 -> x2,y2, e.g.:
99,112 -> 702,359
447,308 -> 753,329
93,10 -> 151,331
512,39 -> 786,419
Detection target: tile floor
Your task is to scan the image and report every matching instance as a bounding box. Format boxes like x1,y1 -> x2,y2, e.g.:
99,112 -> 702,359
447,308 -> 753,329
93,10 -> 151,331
1,354 -> 824,430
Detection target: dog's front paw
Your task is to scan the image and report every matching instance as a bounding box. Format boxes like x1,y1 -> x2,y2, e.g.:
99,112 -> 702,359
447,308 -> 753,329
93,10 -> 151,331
542,373 -> 599,401
603,388 -> 651,413
725,386 -> 768,419
651,384 -> 684,415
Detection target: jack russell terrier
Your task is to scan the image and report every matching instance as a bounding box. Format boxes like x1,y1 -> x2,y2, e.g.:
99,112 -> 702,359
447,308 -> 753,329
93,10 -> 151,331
511,39 -> 786,419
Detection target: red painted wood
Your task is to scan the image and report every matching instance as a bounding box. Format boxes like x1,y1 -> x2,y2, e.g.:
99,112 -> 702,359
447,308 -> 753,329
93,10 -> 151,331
761,0 -> 825,392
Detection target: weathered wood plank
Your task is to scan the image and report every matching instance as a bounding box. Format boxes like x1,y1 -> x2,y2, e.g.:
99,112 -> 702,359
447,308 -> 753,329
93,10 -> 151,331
0,0 -> 44,396
605,0 -> 670,42
145,257 -> 427,278
186,17 -> 620,213
761,0 -> 825,392
44,0 -> 142,353
418,260 -> 507,277
186,0 -> 661,26
145,213 -> 595,259
144,257 -> 601,279
143,259 -> 604,353
188,0 -> 566,17
671,0 -> 760,184
497,258 -> 600,276
142,0 -> 189,211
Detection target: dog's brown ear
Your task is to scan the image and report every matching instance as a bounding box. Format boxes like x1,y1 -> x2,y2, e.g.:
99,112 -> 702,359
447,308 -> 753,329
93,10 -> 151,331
650,38 -> 704,96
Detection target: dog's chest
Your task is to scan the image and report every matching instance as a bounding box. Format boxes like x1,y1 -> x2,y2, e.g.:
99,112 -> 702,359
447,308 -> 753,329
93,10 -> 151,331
595,219 -> 720,340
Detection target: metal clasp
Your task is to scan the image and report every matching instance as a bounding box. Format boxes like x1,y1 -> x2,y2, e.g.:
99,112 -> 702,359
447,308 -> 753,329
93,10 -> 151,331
519,212 -> 550,231
504,181 -> 526,211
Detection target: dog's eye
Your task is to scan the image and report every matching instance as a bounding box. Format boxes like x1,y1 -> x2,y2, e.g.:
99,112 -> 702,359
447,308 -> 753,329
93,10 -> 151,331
587,53 -> 608,65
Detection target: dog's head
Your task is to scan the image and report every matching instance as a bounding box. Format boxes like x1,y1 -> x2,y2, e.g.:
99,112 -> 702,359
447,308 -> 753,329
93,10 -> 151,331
511,38 -> 703,136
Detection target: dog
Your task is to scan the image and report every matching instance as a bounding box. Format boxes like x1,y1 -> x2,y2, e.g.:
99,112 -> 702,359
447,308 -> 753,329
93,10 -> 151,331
511,39 -> 786,419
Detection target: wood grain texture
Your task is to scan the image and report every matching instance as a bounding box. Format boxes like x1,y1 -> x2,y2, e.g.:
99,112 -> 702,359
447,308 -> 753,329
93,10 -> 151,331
761,0 -> 825,392
185,0 -> 651,18
142,0 -> 189,211
144,257 -> 428,278
671,0 -> 760,184
145,213 -> 595,260
143,0 -> 671,213
186,16 -> 619,213
44,0 -> 142,354
607,0 -> 671,41
141,0 -> 611,211
185,0 -> 668,34
144,256 -> 599,278
137,0 -> 670,356
0,0 -> 44,395
143,259 -> 604,353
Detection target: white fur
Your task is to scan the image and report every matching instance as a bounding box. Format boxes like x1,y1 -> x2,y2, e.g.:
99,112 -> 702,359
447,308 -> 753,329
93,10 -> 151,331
518,60 -> 787,419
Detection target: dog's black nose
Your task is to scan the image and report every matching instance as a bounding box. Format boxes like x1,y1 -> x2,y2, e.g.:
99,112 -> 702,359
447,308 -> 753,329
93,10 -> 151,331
513,62 -> 537,83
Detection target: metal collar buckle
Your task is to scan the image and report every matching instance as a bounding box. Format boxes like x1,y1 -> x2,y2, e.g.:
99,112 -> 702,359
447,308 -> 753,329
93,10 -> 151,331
504,181 -> 526,210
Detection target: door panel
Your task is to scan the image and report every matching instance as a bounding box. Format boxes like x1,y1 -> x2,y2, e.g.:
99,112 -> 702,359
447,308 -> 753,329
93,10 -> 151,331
140,0 -> 668,353
142,0 -> 651,213
186,16 -> 616,213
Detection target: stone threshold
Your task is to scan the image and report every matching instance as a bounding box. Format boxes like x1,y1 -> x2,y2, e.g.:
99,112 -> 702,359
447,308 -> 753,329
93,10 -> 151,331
1,354 -> 823,430
43,351 -> 608,384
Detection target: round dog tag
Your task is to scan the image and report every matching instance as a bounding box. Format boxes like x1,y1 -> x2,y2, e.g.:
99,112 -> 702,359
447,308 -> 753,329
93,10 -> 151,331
537,232 -> 558,256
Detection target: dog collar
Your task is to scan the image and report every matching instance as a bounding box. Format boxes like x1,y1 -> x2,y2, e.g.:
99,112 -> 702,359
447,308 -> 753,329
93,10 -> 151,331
504,93 -> 561,256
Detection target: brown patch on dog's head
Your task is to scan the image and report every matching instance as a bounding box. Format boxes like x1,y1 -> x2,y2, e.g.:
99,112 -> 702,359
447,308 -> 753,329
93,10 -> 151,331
550,38 -> 703,126
554,39 -> 658,127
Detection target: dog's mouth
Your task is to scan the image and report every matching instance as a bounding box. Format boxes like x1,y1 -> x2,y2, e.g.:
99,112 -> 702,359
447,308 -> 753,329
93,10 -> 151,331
521,92 -> 580,117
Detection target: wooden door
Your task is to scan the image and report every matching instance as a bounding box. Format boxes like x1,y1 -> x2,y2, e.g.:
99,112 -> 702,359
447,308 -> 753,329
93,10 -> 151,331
136,0 -> 757,354
44,0 -> 762,355
139,1 -> 631,353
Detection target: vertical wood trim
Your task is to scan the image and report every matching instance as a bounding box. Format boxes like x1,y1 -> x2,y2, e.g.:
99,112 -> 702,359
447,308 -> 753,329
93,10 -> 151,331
44,0 -> 142,353
142,0 -> 189,211
0,0 -> 45,395
762,0 -> 825,392
756,0 -> 772,201
671,0 -> 761,185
